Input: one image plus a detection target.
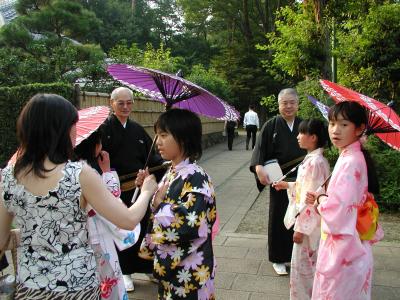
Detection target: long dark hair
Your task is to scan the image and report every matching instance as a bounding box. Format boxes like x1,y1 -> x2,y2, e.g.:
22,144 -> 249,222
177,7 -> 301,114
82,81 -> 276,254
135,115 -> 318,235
74,130 -> 102,174
298,119 -> 329,148
14,94 -> 78,178
328,101 -> 379,194
154,109 -> 202,162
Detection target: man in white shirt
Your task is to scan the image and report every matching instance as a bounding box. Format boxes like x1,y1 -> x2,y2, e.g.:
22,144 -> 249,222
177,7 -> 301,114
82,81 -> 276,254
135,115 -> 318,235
243,104 -> 259,150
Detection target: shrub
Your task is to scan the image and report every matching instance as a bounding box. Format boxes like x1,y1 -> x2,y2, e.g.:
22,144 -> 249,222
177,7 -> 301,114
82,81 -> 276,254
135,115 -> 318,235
0,83 -> 75,163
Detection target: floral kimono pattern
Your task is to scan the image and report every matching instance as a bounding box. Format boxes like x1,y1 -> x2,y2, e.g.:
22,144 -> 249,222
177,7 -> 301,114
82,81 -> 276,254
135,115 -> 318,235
139,159 -> 217,300
87,170 -> 140,300
284,148 -> 330,300
312,141 -> 383,300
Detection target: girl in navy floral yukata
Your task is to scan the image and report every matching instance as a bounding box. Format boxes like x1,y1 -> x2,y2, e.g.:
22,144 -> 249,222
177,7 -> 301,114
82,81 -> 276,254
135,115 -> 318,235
138,109 -> 217,300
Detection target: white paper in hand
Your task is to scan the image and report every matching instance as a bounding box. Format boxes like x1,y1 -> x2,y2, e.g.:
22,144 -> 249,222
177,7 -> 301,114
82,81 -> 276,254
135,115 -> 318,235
263,159 -> 283,183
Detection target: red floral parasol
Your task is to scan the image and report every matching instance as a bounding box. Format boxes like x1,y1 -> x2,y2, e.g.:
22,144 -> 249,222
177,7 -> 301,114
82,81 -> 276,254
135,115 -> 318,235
75,106 -> 110,146
320,80 -> 400,151
9,106 -> 110,164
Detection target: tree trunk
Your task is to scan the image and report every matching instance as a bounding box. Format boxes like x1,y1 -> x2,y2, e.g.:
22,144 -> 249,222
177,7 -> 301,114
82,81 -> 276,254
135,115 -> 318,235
242,0 -> 253,45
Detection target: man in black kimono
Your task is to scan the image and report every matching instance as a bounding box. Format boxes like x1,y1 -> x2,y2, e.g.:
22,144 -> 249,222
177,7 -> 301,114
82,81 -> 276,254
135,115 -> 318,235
100,87 -> 164,292
250,88 -> 306,275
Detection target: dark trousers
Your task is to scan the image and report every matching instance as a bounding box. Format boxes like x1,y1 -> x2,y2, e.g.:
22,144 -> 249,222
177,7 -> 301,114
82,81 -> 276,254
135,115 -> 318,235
226,127 -> 235,150
246,125 -> 257,149
0,255 -> 8,271
268,187 -> 294,263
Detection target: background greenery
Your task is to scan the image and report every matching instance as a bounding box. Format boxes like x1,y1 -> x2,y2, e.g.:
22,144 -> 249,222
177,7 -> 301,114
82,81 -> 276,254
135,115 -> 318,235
0,83 -> 75,163
0,0 -> 398,209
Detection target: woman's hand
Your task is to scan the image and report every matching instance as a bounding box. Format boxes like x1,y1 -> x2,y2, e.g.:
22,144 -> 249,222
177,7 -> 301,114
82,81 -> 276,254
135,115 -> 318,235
272,181 -> 288,191
305,191 -> 317,205
293,231 -> 304,244
140,175 -> 158,196
152,181 -> 169,210
97,150 -> 110,173
135,168 -> 149,187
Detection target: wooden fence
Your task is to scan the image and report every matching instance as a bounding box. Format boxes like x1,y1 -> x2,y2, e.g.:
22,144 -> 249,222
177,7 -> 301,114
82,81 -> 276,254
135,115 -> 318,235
78,91 -> 225,139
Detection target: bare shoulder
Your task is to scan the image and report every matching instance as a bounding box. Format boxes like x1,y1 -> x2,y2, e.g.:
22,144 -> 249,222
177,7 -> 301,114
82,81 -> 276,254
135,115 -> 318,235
80,163 -> 101,186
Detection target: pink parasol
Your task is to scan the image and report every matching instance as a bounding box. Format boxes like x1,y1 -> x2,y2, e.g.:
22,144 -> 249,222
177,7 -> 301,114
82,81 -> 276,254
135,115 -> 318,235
9,106 -> 110,164
320,79 -> 400,151
75,106 -> 110,146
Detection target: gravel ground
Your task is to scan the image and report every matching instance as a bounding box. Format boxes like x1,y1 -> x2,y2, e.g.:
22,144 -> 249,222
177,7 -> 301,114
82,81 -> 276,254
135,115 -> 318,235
236,187 -> 400,243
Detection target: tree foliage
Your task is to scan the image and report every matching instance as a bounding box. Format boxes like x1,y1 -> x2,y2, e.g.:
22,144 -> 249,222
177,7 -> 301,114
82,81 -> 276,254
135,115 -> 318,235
0,0 -> 105,87
336,3 -> 400,103
109,42 -> 183,73
187,64 -> 235,105
258,4 -> 328,81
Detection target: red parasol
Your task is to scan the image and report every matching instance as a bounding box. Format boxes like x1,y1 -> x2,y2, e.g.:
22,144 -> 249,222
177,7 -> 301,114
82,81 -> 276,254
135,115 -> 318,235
9,106 -> 110,164
75,106 -> 110,146
320,80 -> 400,151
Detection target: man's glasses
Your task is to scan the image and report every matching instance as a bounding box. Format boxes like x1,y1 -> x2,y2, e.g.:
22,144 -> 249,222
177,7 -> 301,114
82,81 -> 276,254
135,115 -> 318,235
115,100 -> 133,107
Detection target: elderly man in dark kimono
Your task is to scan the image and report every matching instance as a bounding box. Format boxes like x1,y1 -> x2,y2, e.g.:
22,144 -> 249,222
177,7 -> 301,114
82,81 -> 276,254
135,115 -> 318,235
250,88 -> 306,276
100,87 -> 164,292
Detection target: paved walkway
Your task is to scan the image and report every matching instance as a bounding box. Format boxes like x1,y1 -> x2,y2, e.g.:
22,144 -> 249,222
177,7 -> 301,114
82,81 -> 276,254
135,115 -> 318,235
3,135 -> 399,299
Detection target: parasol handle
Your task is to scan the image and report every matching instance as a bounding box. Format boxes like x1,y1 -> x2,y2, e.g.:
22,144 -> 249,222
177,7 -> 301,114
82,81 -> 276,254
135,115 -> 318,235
131,134 -> 158,204
119,162 -> 171,181
295,174 -> 332,217
273,159 -> 305,184
143,135 -> 158,169
131,187 -> 140,203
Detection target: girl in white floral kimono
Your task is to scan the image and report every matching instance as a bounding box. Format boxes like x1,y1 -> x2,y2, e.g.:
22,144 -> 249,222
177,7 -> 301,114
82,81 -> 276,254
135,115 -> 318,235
75,131 -> 140,300
273,119 -> 330,300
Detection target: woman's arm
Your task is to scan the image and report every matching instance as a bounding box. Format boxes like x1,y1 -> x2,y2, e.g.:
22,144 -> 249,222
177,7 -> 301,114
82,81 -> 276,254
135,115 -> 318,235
80,164 -> 157,230
0,185 -> 13,250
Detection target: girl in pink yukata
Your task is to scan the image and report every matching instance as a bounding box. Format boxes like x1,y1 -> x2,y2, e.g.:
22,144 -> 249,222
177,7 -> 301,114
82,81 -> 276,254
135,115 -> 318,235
305,101 -> 383,300
137,109 -> 217,300
273,119 -> 330,300
75,131 -> 140,300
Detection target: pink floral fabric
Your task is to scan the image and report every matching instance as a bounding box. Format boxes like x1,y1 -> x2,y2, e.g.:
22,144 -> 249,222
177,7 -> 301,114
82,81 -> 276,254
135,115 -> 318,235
87,170 -> 138,300
285,148 -> 330,300
312,141 -> 383,300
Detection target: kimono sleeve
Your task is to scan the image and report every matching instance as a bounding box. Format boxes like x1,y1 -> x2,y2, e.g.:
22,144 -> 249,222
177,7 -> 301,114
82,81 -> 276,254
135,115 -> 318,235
294,157 -> 329,235
153,178 -> 216,246
149,172 -> 216,275
315,157 -> 367,276
250,118 -> 275,172
96,171 -> 139,250
102,171 -> 121,198
284,182 -> 297,229
318,159 -> 366,236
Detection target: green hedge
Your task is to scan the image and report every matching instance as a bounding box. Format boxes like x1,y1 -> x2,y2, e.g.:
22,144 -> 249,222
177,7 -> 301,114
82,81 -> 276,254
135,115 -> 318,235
0,83 -> 76,164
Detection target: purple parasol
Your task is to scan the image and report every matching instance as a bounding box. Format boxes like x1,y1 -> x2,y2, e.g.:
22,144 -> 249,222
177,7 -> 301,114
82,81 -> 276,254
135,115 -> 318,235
107,64 -> 240,121
307,95 -> 330,121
